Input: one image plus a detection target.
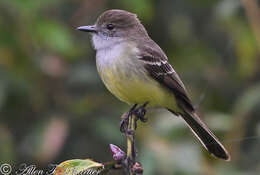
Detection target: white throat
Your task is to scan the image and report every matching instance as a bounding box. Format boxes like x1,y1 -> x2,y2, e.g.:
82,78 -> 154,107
91,34 -> 124,50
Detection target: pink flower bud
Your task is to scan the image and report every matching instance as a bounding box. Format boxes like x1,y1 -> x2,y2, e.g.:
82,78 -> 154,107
109,144 -> 126,161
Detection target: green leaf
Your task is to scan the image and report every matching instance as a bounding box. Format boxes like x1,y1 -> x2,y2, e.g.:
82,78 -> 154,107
53,159 -> 109,175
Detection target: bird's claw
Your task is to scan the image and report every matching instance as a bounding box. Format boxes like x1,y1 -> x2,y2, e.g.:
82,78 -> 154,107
120,102 -> 148,133
134,102 -> 149,123
135,107 -> 147,122
120,112 -> 129,133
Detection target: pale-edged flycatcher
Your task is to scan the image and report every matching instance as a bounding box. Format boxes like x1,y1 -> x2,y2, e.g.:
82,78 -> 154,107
77,9 -> 230,161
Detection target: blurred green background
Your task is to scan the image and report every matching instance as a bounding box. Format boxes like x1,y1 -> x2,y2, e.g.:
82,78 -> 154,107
1,0 -> 260,174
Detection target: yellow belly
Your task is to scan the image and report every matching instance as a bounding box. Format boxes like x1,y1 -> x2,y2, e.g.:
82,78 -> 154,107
95,41 -> 179,111
99,67 -> 178,110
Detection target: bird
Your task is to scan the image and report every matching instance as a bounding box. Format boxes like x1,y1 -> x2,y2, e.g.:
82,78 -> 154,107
77,9 -> 230,161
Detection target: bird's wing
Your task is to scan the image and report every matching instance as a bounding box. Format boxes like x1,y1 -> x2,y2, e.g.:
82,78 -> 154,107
138,44 -> 194,112
137,42 -> 230,160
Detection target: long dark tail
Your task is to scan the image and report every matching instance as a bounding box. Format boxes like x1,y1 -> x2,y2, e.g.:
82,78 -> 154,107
169,110 -> 230,161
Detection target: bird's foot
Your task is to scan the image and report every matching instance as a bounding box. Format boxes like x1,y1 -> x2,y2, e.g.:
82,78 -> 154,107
120,102 -> 149,133
134,102 -> 149,123
120,113 -> 128,133
120,104 -> 137,133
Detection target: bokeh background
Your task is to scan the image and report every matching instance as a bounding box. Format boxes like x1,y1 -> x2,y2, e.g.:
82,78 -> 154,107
1,0 -> 260,174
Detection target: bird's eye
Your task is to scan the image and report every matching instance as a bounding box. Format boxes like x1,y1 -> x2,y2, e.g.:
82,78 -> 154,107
106,24 -> 114,30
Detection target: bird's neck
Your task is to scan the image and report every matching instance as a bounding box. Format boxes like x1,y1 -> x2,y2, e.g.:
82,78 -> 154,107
95,38 -> 139,70
91,34 -> 127,51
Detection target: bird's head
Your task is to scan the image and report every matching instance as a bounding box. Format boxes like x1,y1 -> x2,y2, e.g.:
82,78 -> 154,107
77,9 -> 148,50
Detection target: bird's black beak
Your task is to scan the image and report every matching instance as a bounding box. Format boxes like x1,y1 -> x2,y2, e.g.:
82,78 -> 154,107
77,25 -> 97,33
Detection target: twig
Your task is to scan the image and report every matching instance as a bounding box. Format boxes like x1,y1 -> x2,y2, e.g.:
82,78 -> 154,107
126,113 -> 136,175
124,112 -> 143,175
110,111 -> 144,175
